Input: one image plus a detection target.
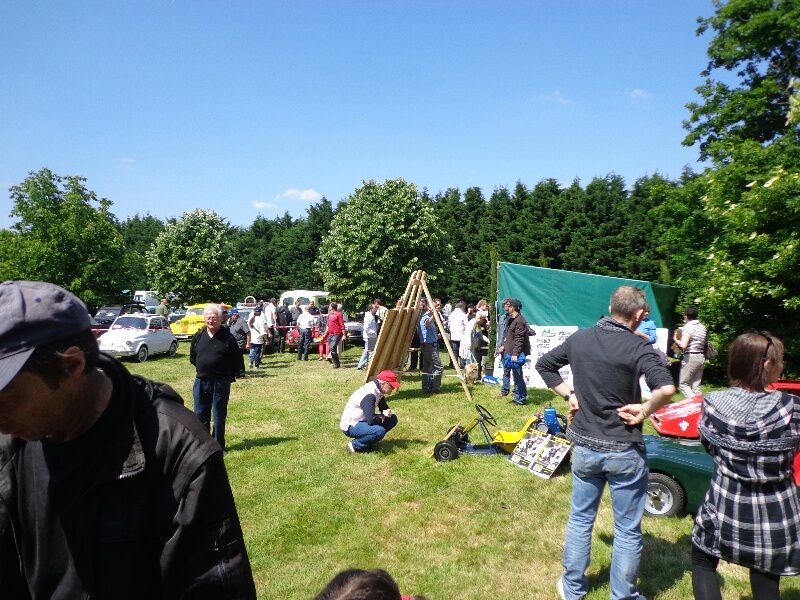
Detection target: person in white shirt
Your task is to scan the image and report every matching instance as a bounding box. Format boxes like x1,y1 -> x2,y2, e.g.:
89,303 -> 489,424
262,298 -> 277,353
447,301 -> 468,369
247,307 -> 267,368
357,304 -> 379,370
339,370 -> 400,453
296,305 -> 316,361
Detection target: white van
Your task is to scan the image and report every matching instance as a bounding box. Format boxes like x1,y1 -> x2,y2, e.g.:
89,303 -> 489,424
278,290 -> 330,308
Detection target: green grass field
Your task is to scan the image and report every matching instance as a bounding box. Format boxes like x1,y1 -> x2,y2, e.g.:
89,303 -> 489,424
128,345 -> 800,599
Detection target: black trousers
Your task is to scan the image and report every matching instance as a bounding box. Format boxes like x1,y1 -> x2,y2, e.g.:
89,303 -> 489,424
691,544 -> 779,600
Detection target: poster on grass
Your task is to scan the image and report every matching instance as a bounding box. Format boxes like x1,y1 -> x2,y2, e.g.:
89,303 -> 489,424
508,429 -> 572,479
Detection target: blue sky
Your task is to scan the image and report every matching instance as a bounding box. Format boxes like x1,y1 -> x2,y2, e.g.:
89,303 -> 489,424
1,2 -> 712,229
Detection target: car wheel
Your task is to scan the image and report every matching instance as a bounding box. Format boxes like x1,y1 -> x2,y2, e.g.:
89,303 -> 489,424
168,341 -> 178,357
136,345 -> 149,363
645,473 -> 686,517
433,440 -> 460,462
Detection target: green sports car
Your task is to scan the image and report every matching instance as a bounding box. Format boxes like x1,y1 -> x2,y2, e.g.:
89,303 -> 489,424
644,434 -> 714,518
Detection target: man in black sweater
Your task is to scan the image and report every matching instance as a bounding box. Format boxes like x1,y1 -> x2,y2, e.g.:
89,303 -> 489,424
190,304 -> 241,451
535,285 -> 675,600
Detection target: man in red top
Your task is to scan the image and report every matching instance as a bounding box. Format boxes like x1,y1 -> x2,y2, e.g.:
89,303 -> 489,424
324,302 -> 346,369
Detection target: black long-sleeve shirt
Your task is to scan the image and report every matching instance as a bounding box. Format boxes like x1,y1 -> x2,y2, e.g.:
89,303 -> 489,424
535,316 -> 673,446
189,327 -> 240,380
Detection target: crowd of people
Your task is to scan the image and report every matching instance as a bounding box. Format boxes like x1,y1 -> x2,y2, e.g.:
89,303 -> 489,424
1,278 -> 798,600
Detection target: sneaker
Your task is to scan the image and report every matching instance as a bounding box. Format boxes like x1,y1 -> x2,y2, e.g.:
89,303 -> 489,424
556,576 -> 566,600
347,441 -> 355,454
512,398 -> 528,405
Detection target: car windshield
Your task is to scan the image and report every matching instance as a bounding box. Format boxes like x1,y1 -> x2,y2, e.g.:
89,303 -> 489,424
111,317 -> 148,330
186,307 -> 205,316
96,308 -> 120,318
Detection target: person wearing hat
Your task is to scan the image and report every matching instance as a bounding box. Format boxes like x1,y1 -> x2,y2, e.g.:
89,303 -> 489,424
155,297 -> 169,317
0,280 -> 256,598
497,297 -> 531,405
339,370 -> 401,452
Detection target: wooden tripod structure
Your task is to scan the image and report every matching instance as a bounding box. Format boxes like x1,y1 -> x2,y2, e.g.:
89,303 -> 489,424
365,270 -> 473,402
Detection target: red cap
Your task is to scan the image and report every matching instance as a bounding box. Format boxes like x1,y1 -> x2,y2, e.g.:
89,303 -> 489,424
377,370 -> 401,389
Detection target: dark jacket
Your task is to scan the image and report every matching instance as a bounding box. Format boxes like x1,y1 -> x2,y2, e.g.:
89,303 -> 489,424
0,354 -> 256,599
502,312 -> 531,356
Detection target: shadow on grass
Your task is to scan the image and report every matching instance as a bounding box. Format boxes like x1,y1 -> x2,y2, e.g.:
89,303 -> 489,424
227,436 -> 298,452
589,532 -> 692,598
377,437 -> 431,453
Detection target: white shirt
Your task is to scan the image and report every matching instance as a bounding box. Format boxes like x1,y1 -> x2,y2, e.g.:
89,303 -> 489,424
362,311 -> 378,340
264,302 -> 277,327
297,311 -> 315,330
249,313 -> 267,344
448,307 -> 467,342
339,380 -> 384,431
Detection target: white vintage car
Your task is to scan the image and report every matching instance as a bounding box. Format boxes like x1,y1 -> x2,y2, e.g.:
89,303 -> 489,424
98,314 -> 178,362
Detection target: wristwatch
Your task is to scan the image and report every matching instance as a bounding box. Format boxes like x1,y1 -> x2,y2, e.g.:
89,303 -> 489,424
563,391 -> 576,401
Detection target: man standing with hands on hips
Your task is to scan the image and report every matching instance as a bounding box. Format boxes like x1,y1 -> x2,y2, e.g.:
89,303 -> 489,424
536,286 -> 675,600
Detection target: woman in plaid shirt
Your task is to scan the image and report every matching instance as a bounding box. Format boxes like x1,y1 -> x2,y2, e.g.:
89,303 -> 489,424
692,332 -> 800,600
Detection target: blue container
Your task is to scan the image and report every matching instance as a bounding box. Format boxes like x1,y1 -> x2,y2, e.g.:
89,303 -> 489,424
543,406 -> 562,434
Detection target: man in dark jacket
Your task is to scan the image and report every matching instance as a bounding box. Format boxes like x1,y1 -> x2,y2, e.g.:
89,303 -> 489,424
190,304 -> 241,450
535,285 -> 675,600
0,280 -> 256,599
497,297 -> 531,405
276,299 -> 292,353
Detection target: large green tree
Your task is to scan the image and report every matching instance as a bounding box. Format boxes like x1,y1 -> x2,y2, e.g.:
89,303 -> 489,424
317,178 -> 449,310
5,168 -> 128,307
119,214 -> 165,290
146,209 -> 243,304
684,0 -> 800,161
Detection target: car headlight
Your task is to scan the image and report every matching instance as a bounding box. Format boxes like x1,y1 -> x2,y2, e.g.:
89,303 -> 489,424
126,341 -> 133,347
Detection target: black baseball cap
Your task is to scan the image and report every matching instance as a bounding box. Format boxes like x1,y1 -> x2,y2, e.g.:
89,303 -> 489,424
0,281 -> 92,390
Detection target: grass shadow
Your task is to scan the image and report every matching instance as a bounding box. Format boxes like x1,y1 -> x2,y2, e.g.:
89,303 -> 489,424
227,436 -> 298,452
590,532 -> 692,597
377,437 -> 431,453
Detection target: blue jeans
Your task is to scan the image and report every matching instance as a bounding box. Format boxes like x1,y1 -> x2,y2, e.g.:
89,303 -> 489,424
297,329 -> 311,360
193,377 -> 232,450
345,414 -> 398,451
357,337 -> 376,370
328,333 -> 342,367
562,444 -> 649,600
248,343 -> 263,367
421,344 -> 443,393
500,356 -> 527,403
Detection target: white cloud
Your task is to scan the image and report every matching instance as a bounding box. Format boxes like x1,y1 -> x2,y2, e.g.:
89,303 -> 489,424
118,157 -> 136,168
630,88 -> 653,103
252,201 -> 281,210
274,187 -> 323,202
538,90 -> 574,106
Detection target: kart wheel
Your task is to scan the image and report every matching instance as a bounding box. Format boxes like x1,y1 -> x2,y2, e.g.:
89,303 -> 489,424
645,473 -> 685,518
136,345 -> 149,363
434,440 -> 460,462
168,341 -> 178,357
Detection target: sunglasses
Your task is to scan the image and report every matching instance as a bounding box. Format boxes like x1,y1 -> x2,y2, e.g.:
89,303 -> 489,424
759,331 -> 774,363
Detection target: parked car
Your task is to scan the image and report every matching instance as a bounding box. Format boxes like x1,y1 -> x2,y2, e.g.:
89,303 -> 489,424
644,434 -> 713,518
90,302 -> 149,337
98,314 -> 178,362
278,289 -> 329,309
170,303 -> 231,339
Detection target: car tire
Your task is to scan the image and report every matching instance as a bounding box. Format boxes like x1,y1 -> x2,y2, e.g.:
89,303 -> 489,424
433,440 -> 460,462
168,341 -> 178,357
136,345 -> 149,363
645,473 -> 686,518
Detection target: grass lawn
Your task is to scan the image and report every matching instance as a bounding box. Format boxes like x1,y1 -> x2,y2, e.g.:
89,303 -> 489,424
128,345 -> 800,599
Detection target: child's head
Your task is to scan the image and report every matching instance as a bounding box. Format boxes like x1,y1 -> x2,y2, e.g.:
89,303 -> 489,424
314,569 -> 400,600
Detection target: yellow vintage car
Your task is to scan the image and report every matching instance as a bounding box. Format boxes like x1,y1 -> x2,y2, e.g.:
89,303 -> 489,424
170,303 -> 231,339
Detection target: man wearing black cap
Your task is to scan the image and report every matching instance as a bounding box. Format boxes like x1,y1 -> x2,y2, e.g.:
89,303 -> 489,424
0,280 -> 255,598
497,297 -> 531,405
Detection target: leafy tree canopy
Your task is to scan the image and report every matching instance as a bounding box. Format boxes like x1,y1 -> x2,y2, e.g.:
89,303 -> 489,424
146,208 -> 243,305
684,0 -> 800,161
317,178 -> 449,310
6,168 -> 128,307
119,214 -> 165,290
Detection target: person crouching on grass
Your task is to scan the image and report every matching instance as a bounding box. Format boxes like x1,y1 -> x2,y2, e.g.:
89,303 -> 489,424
340,370 -> 400,453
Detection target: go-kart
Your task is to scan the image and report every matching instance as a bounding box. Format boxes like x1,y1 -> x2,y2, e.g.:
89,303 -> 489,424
433,403 -> 568,462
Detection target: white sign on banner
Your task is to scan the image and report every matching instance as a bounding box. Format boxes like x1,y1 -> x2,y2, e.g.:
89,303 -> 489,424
493,326 -> 578,389
494,326 -> 670,394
